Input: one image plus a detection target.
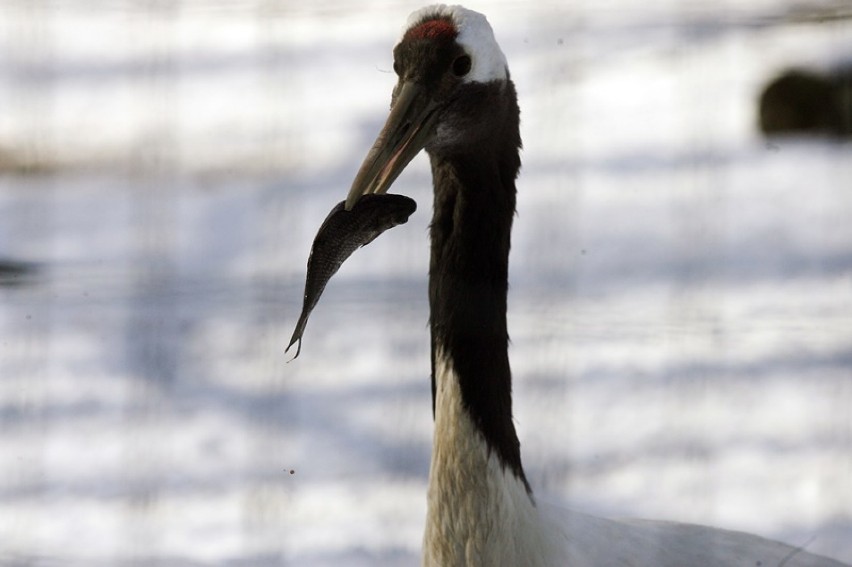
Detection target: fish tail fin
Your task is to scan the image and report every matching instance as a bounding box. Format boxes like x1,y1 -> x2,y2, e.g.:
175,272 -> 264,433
285,314 -> 308,360
285,337 -> 302,361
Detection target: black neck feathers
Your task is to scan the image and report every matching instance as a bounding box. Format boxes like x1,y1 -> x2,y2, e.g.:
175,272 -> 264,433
426,78 -> 528,490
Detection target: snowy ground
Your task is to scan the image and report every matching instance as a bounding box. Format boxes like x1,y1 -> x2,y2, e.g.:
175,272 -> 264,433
1,1 -> 851,565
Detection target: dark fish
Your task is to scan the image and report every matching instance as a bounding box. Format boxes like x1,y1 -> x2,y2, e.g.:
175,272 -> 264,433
286,193 -> 417,358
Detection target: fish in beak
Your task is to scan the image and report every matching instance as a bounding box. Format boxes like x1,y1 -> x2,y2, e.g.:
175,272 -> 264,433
345,81 -> 440,210
287,193 -> 417,358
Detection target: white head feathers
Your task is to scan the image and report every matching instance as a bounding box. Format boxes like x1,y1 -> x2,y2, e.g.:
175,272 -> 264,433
401,4 -> 508,83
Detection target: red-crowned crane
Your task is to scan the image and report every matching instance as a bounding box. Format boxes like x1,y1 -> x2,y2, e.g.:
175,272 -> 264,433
343,5 -> 848,566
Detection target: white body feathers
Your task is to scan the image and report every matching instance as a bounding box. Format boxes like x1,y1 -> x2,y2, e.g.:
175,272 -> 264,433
423,349 -> 554,566
424,352 -> 848,567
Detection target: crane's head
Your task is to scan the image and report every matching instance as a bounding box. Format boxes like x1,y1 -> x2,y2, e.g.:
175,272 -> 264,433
345,5 -> 512,210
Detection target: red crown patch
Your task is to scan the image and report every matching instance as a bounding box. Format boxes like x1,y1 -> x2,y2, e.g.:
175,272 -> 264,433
404,18 -> 458,41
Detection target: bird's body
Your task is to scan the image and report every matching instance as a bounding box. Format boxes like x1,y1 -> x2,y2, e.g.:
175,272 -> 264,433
338,5 -> 849,566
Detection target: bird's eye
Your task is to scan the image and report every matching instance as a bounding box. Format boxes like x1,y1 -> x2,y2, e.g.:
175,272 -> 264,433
393,60 -> 401,75
452,55 -> 472,77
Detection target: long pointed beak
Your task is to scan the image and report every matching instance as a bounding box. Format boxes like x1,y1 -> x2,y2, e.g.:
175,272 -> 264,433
345,81 -> 439,210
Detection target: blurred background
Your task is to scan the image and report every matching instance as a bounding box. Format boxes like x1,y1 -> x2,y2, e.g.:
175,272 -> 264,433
0,1 -> 850,565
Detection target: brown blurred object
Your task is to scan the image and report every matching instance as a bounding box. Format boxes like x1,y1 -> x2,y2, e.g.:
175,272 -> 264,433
759,67 -> 852,137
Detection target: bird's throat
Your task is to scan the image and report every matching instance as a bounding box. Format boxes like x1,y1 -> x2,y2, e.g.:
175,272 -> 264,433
427,152 -> 528,490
